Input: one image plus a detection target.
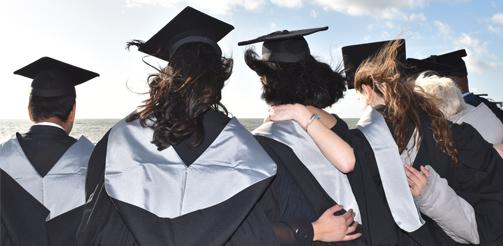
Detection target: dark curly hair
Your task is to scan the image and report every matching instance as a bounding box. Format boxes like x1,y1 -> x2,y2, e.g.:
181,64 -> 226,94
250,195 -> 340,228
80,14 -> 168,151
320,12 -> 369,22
244,48 -> 346,108
127,42 -> 233,151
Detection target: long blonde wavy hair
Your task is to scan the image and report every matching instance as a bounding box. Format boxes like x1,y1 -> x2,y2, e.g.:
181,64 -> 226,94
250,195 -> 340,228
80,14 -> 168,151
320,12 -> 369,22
354,40 -> 459,164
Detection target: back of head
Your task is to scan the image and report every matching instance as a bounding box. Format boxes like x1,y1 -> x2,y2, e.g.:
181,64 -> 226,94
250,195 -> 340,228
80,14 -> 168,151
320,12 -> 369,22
29,94 -> 76,123
244,48 -> 346,108
354,40 -> 459,164
414,72 -> 467,118
130,42 -> 233,150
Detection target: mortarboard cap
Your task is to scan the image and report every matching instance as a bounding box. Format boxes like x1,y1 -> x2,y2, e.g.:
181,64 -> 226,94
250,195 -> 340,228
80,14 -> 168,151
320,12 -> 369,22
406,49 -> 467,77
14,57 -> 99,97
341,39 -> 406,89
238,26 -> 328,63
134,6 -> 234,62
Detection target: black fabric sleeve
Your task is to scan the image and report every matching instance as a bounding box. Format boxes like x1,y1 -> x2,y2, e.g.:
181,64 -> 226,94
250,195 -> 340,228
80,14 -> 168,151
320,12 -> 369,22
271,222 -> 313,246
85,131 -> 110,200
449,123 -> 503,245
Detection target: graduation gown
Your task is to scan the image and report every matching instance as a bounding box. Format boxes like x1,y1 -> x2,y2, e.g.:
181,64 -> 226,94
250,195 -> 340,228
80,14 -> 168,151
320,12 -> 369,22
347,109 -> 503,245
463,92 -> 503,125
0,125 -> 94,246
77,111 -> 280,246
254,116 -> 380,246
414,112 -> 503,245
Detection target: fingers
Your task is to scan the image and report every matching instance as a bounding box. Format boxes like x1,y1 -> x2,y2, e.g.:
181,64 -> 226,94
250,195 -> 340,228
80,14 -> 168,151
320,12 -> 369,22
341,209 -> 353,221
324,204 -> 343,215
344,211 -> 355,226
405,167 -> 419,186
405,165 -> 426,184
346,221 -> 358,234
420,165 -> 430,177
342,233 -> 362,241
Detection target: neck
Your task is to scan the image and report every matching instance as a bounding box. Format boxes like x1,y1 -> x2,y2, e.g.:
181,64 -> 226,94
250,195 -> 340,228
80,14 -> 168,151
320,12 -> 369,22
370,97 -> 385,107
34,117 -> 70,134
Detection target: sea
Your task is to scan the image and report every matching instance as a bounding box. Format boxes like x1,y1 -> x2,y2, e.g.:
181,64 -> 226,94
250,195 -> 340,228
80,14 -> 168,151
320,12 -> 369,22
0,118 -> 360,144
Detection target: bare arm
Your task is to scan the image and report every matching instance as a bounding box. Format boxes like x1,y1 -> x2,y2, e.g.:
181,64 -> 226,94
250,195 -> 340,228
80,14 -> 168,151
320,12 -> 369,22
269,104 -> 356,173
494,143 -> 503,159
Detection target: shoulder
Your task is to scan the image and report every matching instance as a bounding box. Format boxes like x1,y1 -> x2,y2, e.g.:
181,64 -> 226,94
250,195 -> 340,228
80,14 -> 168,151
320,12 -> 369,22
450,122 -> 489,147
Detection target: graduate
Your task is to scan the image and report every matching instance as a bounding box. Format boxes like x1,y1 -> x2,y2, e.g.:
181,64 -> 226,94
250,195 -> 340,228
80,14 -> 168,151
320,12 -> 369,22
414,72 -> 503,157
407,49 -> 503,125
270,39 -> 503,245
78,7 -> 308,246
238,27 -> 392,245
0,57 -> 98,246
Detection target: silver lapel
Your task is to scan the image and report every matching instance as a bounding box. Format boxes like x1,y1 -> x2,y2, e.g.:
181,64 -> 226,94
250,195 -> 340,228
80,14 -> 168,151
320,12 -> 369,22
104,117 -> 277,219
253,120 -> 361,223
357,106 -> 424,232
0,136 -> 93,220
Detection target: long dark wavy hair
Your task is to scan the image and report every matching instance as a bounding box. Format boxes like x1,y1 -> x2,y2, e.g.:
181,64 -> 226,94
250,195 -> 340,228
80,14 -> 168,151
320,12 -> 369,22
354,40 -> 459,164
127,42 -> 233,151
244,48 -> 346,108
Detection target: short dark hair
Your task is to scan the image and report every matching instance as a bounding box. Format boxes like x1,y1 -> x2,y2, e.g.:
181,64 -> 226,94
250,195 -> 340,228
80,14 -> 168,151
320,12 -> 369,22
29,95 -> 76,122
244,48 -> 346,108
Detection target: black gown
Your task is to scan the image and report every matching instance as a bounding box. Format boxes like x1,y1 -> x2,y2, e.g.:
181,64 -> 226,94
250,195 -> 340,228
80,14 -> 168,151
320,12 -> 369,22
0,125 -> 85,246
255,115 -> 396,246
463,92 -> 503,125
78,111 -> 280,246
346,110 -> 503,245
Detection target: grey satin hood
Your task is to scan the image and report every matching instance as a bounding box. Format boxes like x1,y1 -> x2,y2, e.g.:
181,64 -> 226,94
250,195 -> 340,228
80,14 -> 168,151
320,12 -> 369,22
0,136 -> 93,220
104,117 -> 277,219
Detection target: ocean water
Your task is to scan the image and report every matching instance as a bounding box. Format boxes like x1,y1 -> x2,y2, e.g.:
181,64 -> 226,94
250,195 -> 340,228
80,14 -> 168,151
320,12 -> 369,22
0,118 -> 359,144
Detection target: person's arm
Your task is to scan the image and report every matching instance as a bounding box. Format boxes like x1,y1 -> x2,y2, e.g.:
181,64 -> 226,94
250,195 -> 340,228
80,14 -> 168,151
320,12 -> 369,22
405,165 -> 480,244
268,104 -> 356,173
493,143 -> 503,159
271,205 -> 360,245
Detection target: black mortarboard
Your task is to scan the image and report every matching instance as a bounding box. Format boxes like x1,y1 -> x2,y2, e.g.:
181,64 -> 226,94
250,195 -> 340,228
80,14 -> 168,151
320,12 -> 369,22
134,6 -> 234,62
238,26 -> 328,63
341,39 -> 406,89
406,49 -> 467,77
14,57 -> 99,97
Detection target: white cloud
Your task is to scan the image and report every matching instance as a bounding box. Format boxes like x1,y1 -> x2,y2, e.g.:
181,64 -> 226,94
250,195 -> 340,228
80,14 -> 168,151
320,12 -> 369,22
407,13 -> 427,22
491,13 -> 503,25
454,33 -> 503,73
271,0 -> 303,8
488,24 -> 502,34
434,20 -> 452,36
384,21 -> 397,29
125,0 -> 266,15
309,9 -> 318,18
312,0 -> 430,19
487,13 -> 503,34
126,0 -> 434,19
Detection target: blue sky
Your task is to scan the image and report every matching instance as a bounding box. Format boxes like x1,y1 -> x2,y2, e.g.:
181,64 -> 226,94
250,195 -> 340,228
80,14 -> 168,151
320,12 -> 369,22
1,0 -> 502,119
